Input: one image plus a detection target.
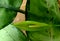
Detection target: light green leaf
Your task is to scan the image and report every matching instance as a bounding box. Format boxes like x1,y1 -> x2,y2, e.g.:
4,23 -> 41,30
13,21 -> 52,31
0,24 -> 27,41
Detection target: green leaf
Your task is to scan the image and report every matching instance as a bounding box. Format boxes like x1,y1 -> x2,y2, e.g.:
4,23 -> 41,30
26,0 -> 60,24
26,0 -> 60,41
27,26 -> 60,41
0,0 -> 22,29
13,21 -> 52,31
13,21 -> 60,41
0,8 -> 16,29
0,0 -> 22,9
0,24 -> 27,41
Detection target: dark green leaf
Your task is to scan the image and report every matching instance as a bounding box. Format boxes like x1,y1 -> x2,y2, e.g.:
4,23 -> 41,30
27,26 -> 60,41
0,0 -> 22,9
0,8 -> 16,29
26,0 -> 60,41
26,0 -> 60,24
0,0 -> 22,29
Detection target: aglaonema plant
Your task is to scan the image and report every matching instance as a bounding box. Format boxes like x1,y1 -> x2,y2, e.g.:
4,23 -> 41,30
0,0 -> 60,41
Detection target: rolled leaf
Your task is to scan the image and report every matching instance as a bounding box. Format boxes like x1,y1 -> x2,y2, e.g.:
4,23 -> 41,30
13,21 -> 52,31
